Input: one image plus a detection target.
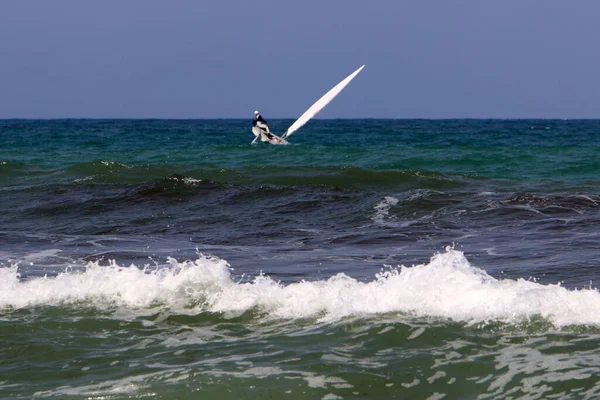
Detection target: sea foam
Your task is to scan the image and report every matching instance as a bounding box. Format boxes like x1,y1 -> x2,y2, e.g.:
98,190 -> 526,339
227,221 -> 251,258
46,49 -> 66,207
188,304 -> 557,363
1,249 -> 600,327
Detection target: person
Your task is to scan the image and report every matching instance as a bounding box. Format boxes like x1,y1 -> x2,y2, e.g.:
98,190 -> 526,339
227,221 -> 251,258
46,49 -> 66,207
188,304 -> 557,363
252,110 -> 275,140
253,110 -> 270,132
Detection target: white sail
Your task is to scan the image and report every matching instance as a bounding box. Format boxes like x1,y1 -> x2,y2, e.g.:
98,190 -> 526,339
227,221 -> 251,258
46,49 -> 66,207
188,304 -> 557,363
282,65 -> 365,139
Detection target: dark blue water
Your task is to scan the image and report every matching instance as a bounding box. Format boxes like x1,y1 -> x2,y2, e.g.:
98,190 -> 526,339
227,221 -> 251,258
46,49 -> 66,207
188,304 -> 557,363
2,119 -> 600,399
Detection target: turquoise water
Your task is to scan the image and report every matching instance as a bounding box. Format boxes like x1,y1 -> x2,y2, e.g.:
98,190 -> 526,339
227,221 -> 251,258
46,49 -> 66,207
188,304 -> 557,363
2,119 -> 600,399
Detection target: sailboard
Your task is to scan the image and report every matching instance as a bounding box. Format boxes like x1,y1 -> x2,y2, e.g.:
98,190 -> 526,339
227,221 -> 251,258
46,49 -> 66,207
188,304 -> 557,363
251,65 -> 364,144
251,126 -> 288,145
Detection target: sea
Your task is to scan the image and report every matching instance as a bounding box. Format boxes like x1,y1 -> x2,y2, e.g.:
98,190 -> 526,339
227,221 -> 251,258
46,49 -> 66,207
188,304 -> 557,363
2,118 -> 600,399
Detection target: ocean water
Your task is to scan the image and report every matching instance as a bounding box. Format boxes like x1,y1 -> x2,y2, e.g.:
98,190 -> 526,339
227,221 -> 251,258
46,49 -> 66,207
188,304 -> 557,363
2,118 -> 600,399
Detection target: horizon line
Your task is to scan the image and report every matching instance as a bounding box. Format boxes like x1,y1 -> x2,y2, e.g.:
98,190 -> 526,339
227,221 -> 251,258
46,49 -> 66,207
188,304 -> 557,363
1,117 -> 598,121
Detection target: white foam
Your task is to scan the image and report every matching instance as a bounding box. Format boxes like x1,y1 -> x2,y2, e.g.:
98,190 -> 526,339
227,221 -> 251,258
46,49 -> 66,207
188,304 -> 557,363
100,161 -> 130,168
371,195 -> 414,228
372,196 -> 399,224
2,250 -> 600,327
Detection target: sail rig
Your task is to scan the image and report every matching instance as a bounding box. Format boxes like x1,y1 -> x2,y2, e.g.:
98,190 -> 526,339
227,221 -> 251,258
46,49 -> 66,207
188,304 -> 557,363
282,65 -> 365,139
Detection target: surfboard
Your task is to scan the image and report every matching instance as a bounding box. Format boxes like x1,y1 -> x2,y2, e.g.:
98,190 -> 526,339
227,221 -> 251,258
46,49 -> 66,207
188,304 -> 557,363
251,65 -> 364,144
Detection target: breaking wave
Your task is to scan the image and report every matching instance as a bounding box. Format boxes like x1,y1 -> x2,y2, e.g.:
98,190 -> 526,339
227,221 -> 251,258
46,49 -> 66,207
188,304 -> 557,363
2,248 -> 600,328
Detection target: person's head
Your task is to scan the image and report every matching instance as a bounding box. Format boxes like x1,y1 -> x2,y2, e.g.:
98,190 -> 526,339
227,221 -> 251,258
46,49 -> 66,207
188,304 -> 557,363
254,110 -> 260,117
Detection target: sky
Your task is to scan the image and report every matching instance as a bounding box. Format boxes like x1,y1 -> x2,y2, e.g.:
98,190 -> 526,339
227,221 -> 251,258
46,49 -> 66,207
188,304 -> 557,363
1,1 -> 599,119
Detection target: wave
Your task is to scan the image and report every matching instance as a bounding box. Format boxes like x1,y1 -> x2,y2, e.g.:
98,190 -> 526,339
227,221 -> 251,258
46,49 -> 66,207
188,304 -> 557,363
7,158 -> 600,194
5,160 -> 486,191
2,248 -> 599,328
0,161 -> 41,177
240,166 -> 480,191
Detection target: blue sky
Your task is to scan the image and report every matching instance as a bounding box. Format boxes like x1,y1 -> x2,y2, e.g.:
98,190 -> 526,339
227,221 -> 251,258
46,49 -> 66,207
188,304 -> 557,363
1,1 -> 599,118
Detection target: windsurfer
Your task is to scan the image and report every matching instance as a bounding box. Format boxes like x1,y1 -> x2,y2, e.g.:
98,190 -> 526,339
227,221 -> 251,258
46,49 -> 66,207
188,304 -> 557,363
252,110 -> 274,139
